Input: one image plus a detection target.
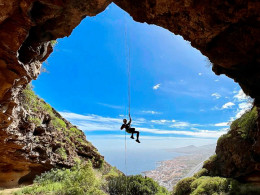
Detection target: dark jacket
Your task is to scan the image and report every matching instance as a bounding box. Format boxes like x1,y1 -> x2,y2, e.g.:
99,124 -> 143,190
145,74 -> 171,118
121,118 -> 132,133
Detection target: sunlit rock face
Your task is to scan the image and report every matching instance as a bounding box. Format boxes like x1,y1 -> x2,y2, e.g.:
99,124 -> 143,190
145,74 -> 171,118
0,86 -> 105,188
0,0 -> 110,188
0,0 -> 259,188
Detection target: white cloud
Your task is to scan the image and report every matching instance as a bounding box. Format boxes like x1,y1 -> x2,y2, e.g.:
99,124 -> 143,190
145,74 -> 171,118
141,110 -> 162,115
151,119 -> 170,124
138,127 -> 226,138
235,102 -> 252,118
60,112 -> 146,131
227,89 -> 253,120
59,112 -> 225,138
211,93 -> 221,99
210,89 -> 253,123
198,73 -> 202,76
234,89 -> 249,102
153,84 -> 161,90
215,122 -> 229,127
98,103 -> 123,109
221,102 -> 235,109
211,106 -> 220,110
214,79 -> 219,82
151,120 -> 202,129
170,122 -> 190,128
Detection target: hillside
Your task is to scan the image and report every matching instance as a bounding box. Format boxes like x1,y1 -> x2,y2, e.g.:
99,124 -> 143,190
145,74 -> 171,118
173,107 -> 260,194
0,85 -> 105,187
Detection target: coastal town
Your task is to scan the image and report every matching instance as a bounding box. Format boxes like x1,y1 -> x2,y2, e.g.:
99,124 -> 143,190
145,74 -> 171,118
144,144 -> 216,190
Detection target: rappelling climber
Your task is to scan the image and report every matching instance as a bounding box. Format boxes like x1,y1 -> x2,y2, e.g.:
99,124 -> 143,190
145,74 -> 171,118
121,115 -> 140,143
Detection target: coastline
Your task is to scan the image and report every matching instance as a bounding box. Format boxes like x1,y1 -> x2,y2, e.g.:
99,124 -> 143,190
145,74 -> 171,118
143,145 -> 216,190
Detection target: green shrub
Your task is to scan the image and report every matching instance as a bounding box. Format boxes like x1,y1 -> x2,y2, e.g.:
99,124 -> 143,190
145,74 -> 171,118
70,127 -> 83,136
190,176 -> 229,195
217,133 -> 231,145
61,162 -> 105,195
28,116 -> 41,126
203,154 -> 217,167
108,175 -> 169,195
41,102 -> 53,113
50,40 -> 57,47
16,182 -> 63,195
173,176 -> 260,195
103,167 -> 120,180
17,161 -> 105,195
56,147 -> 67,160
51,117 -> 66,130
193,168 -> 209,178
22,85 -> 38,112
230,107 -> 257,139
173,177 -> 196,195
22,84 -> 53,114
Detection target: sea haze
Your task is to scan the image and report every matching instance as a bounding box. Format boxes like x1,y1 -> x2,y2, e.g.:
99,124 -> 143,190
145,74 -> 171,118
102,148 -> 181,175
87,136 -> 217,175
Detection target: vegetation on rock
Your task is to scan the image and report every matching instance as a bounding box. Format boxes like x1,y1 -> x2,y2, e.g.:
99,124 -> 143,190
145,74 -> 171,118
15,161 -> 105,195
22,84 -> 88,142
108,175 -> 169,195
19,84 -> 104,175
203,106 -> 259,178
15,161 -> 169,195
173,175 -> 260,195
56,147 -> 67,160
230,106 -> 257,139
22,84 -> 84,139
174,106 -> 260,195
50,40 -> 58,47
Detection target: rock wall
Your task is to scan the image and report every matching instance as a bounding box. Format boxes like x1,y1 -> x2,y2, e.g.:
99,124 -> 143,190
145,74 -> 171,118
0,0 -> 110,187
0,0 -> 259,188
0,86 -> 104,188
113,0 -> 260,105
204,107 -> 260,184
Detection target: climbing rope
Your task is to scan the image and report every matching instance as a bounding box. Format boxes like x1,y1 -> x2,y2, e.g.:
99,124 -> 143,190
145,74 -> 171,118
124,127 -> 128,194
124,13 -> 131,195
125,19 -> 131,118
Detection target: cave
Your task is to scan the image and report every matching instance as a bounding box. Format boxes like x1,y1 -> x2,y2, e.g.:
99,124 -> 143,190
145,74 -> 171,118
0,0 -> 259,189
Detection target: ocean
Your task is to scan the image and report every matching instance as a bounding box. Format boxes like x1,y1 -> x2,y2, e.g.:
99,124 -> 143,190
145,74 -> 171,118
87,136 -> 217,175
101,148 -> 181,175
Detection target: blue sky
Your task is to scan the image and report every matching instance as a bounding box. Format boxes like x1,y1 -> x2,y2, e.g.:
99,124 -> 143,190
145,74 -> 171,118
32,4 -> 252,151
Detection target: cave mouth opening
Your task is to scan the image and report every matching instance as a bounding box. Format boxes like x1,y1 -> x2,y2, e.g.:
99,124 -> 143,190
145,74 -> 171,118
28,3 -> 250,176
0,1 -> 258,190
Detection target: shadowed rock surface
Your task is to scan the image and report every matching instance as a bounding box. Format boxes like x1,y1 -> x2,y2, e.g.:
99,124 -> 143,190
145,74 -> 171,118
113,0 -> 260,105
204,107 -> 260,185
0,0 -> 259,189
172,107 -> 260,194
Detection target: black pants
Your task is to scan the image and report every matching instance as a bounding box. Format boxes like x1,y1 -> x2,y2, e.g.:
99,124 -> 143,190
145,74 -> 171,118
129,128 -> 139,140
